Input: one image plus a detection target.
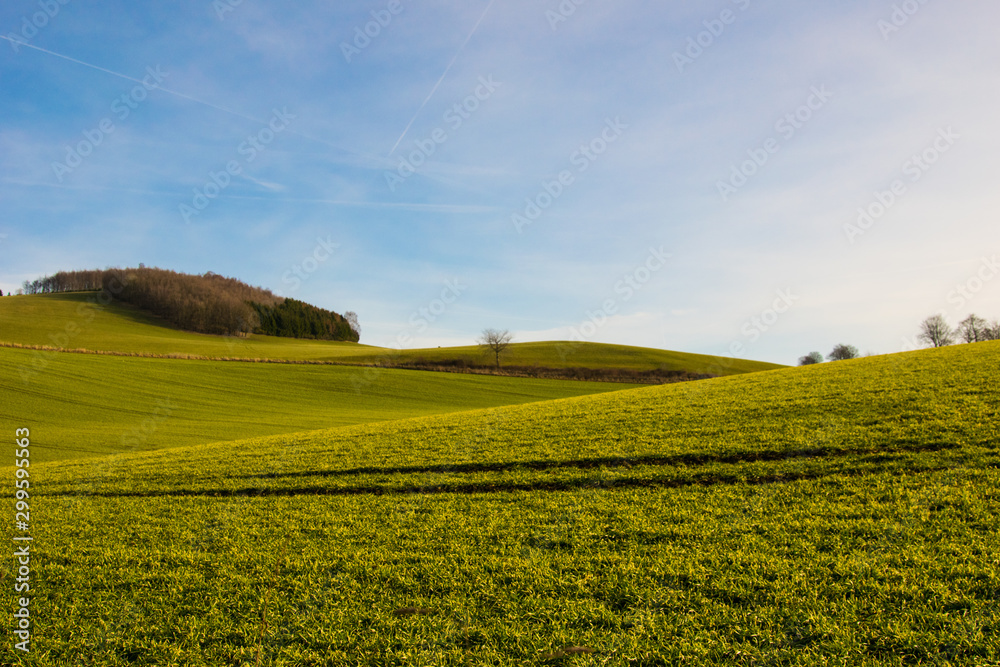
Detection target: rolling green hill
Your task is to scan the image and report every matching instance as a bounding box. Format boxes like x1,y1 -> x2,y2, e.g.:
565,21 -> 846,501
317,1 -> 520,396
343,340 -> 782,376
6,342 -> 998,665
0,292 -> 783,375
0,292 -> 376,361
0,346 -> 643,464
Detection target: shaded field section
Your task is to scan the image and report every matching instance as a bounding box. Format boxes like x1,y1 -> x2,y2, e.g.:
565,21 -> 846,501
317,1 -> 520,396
47,443 -> 971,499
0,346 -> 640,463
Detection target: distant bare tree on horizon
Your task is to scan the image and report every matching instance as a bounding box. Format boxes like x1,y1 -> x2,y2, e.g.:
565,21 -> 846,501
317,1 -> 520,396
957,314 -> 988,343
345,311 -> 360,339
917,314 -> 955,348
828,344 -> 859,361
478,328 -> 514,369
798,351 -> 824,366
985,320 -> 1000,341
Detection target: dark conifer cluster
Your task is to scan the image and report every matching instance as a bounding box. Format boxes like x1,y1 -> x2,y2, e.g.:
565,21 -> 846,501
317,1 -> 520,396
250,299 -> 358,342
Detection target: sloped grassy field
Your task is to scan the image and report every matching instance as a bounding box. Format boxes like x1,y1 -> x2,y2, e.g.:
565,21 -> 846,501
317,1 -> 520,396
0,346 -> 641,463
0,292 -> 375,361
3,343 -> 999,665
0,293 -> 782,375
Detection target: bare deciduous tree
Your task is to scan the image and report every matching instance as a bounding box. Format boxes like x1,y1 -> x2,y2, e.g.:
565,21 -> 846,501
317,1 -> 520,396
478,328 -> 513,369
798,351 -> 823,366
345,311 -> 360,338
917,314 -> 955,348
828,344 -> 859,361
957,314 -> 988,343
985,320 -> 1000,341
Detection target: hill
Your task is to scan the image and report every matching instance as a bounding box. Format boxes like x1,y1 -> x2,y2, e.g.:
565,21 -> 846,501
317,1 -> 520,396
0,292 -> 783,377
7,341 -> 998,664
17,267 -> 359,341
0,345 -> 643,464
0,291 -> 373,360
347,340 -> 783,378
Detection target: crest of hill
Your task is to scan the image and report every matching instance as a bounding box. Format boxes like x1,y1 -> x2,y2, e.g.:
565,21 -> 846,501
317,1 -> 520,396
0,292 -> 783,376
18,267 -> 359,342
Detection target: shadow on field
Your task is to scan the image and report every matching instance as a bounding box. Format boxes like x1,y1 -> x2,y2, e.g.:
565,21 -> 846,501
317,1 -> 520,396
46,442 -> 960,500
240,441 -> 958,481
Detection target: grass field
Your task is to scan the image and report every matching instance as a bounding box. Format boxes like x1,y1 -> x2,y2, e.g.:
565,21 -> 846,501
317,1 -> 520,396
0,346 -> 643,464
3,341 -> 998,665
0,293 -> 783,375
0,292 -> 375,361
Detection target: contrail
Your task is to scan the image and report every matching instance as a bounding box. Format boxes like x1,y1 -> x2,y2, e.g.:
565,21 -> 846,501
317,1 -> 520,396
2,178 -> 497,213
387,0 -> 496,156
0,36 -> 388,166
0,36 -> 264,123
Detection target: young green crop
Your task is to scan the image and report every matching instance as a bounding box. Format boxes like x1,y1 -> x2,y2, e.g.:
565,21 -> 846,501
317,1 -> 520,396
2,342 -> 997,665
0,346 -> 642,463
0,292 -> 782,374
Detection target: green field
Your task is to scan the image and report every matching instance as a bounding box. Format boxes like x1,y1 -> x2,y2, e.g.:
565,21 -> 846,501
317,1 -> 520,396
0,292 -> 375,361
0,292 -> 782,375
4,341 -> 998,665
0,346 -> 643,464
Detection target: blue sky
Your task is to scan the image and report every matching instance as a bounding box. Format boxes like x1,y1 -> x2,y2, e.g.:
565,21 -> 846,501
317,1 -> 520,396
1,0 -> 998,365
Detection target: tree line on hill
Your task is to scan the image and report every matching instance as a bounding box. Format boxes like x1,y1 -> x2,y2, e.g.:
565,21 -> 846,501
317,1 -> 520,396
798,344 -> 860,366
915,313 -> 1000,347
798,312 -> 999,365
250,299 -> 358,341
17,267 -> 360,342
